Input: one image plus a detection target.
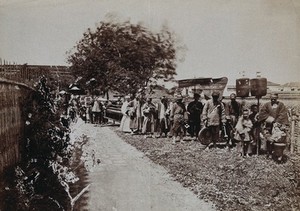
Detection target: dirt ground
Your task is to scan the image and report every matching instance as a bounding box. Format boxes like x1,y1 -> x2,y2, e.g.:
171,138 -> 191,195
70,120 -> 215,211
113,128 -> 300,211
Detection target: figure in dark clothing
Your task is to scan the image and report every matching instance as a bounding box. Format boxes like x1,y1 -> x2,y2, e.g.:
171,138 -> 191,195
187,93 -> 203,140
227,93 -> 241,127
249,104 -> 259,125
249,104 -> 260,154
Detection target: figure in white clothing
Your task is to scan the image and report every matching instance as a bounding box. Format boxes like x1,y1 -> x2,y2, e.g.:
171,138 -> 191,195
156,96 -> 171,137
119,95 -> 131,132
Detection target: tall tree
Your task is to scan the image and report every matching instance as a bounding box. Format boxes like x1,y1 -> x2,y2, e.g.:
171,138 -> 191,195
67,20 -> 182,95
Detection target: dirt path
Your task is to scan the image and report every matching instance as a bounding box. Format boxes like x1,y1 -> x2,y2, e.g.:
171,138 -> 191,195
73,120 -> 215,211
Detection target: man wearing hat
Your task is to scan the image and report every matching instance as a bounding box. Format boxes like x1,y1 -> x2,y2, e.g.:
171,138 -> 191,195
187,93 -> 203,140
202,91 -> 226,148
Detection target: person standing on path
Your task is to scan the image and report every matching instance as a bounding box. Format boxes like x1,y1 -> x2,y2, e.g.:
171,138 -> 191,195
156,96 -> 171,138
202,91 -> 226,148
119,95 -> 131,133
249,104 -> 260,153
187,93 -> 203,141
234,109 -> 253,156
227,93 -> 242,127
92,97 -> 102,124
141,97 -> 156,137
128,93 -> 145,134
127,95 -> 138,134
170,93 -> 188,144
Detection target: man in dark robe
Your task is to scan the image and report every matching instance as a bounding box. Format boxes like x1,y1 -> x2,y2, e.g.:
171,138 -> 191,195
187,93 -> 203,140
227,93 -> 241,127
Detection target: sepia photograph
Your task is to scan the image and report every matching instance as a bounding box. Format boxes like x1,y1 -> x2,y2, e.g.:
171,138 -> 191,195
0,0 -> 300,210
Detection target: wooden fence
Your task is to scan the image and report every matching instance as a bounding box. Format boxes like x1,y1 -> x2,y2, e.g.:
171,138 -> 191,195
0,78 -> 33,174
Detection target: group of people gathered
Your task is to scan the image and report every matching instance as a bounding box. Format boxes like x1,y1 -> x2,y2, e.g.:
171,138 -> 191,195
119,90 -> 289,159
59,94 -> 109,127
59,89 -> 289,160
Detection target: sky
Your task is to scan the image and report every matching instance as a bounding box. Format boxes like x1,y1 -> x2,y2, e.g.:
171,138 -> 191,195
0,0 -> 300,85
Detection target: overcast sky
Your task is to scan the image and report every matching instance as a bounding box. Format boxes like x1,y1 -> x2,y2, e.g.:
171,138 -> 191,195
0,0 -> 299,85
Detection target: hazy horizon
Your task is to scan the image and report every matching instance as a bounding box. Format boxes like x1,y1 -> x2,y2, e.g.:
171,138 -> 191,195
1,0 -> 300,85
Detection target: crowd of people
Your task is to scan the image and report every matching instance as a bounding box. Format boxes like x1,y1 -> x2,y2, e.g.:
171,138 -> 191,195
58,94 -> 110,127
119,90 -> 289,160
58,89 -> 290,160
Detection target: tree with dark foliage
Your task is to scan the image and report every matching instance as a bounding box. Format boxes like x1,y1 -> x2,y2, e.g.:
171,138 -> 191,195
67,19 -> 183,95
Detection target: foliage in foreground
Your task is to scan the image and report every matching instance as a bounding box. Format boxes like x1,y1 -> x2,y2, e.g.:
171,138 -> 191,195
3,77 -> 77,210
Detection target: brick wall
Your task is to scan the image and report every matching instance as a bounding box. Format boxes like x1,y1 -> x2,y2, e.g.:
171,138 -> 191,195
0,78 -> 33,174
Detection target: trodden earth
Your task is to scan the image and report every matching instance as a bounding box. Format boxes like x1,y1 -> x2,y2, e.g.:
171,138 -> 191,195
70,119 -> 215,211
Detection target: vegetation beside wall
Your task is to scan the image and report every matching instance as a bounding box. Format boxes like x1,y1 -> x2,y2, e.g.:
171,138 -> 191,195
1,77 -> 76,210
